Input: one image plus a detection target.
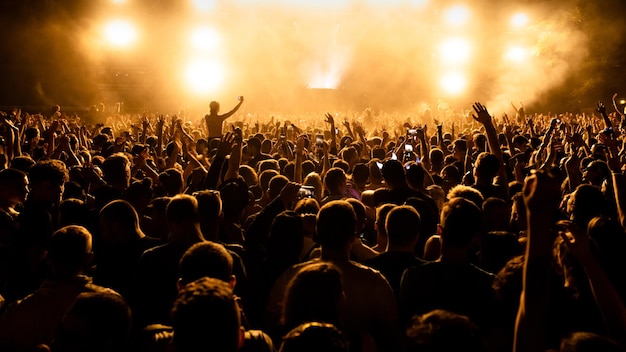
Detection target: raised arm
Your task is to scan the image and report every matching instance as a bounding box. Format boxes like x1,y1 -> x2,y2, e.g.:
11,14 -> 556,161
557,220 -> 626,346
514,170 -> 561,352
472,102 -> 508,191
220,96 -> 244,119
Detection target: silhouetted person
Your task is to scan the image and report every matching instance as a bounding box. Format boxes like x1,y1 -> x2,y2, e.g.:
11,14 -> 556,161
205,97 -> 244,140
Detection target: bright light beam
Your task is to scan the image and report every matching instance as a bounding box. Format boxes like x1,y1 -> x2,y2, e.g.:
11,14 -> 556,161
504,46 -> 529,63
440,73 -> 467,96
189,27 -> 221,51
191,0 -> 217,12
510,13 -> 529,28
184,59 -> 225,95
103,20 -> 138,48
443,5 -> 470,27
439,38 -> 471,65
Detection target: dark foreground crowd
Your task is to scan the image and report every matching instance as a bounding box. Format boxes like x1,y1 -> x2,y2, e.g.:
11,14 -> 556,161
0,96 -> 625,352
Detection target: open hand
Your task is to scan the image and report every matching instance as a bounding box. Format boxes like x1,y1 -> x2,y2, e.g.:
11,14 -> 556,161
471,102 -> 492,125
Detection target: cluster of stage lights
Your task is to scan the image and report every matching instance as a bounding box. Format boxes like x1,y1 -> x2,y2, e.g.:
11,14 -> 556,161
101,0 -> 534,96
437,5 -> 532,96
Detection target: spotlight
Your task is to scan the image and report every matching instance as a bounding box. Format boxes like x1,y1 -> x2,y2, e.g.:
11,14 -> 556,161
620,99 -> 626,105
440,72 -> 467,95
443,5 -> 470,27
189,27 -> 221,51
103,20 -> 138,48
184,59 -> 225,95
510,13 -> 529,28
438,37 -> 471,65
504,46 -> 529,63
191,0 -> 216,12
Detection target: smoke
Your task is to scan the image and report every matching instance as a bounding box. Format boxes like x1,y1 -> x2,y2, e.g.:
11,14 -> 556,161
5,0 -> 623,117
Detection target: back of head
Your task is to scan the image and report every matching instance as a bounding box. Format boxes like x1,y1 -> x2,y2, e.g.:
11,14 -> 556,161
571,184 -> 609,227
47,225 -> 93,277
440,197 -> 483,249
247,137 -> 261,154
179,241 -> 233,285
195,190 -> 223,223
166,194 -> 199,226
352,163 -> 369,184
405,162 -> 427,189
474,152 -> 500,180
447,184 -> 485,208
324,168 -> 347,194
29,159 -> 69,185
58,198 -> 89,228
381,159 -> 405,186
158,168 -> 184,196
171,277 -> 240,352
209,101 -> 220,112
386,205 -> 421,248
51,291 -> 131,352
258,159 -> 280,173
101,153 -> 130,188
559,332 -> 622,352
268,175 -> 289,200
267,211 -> 304,264
282,262 -> 343,329
218,178 -> 249,218
99,200 -> 141,240
279,322 -> 348,352
259,169 -> 279,193
406,309 -> 486,352
316,200 -> 356,251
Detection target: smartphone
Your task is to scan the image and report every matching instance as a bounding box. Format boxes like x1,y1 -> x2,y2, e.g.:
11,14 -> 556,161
297,186 -> 315,199
405,144 -> 413,152
408,129 -> 417,135
376,161 -> 384,170
316,136 -> 323,146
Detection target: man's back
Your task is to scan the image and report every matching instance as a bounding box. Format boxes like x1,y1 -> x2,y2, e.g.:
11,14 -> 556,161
399,261 -> 496,328
267,258 -> 398,351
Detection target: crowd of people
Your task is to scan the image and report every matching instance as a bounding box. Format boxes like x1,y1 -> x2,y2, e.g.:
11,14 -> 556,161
0,95 -> 625,352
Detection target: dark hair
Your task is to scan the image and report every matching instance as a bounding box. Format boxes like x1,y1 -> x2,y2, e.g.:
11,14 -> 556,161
52,291 -> 131,352
172,277 -> 240,352
279,322 -> 348,352
474,152 -> 500,179
316,200 -> 356,250
166,194 -> 199,225
179,242 -> 234,284
47,225 -> 92,275
386,205 -> 421,248
440,197 -> 483,248
406,309 -> 486,352
29,159 -> 69,185
282,262 -> 343,331
324,168 -> 347,195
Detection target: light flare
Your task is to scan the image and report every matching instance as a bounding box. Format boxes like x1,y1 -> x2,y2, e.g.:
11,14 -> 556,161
103,20 -> 138,48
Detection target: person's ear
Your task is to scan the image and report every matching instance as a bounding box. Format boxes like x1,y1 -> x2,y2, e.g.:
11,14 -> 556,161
437,224 -> 443,236
176,278 -> 184,292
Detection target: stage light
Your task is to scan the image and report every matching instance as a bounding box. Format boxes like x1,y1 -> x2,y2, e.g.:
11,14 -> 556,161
443,5 -> 470,27
184,59 -> 225,94
408,0 -> 429,7
510,13 -> 529,28
440,72 -> 467,95
111,0 -> 127,4
189,27 -> 221,51
438,37 -> 471,65
504,46 -> 529,63
620,99 -> 626,105
191,0 -> 217,12
103,20 -> 138,48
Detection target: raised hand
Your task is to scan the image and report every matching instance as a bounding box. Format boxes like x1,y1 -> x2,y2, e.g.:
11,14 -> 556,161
324,113 -> 334,125
596,101 -> 607,115
523,169 -> 561,214
471,102 -> 492,126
